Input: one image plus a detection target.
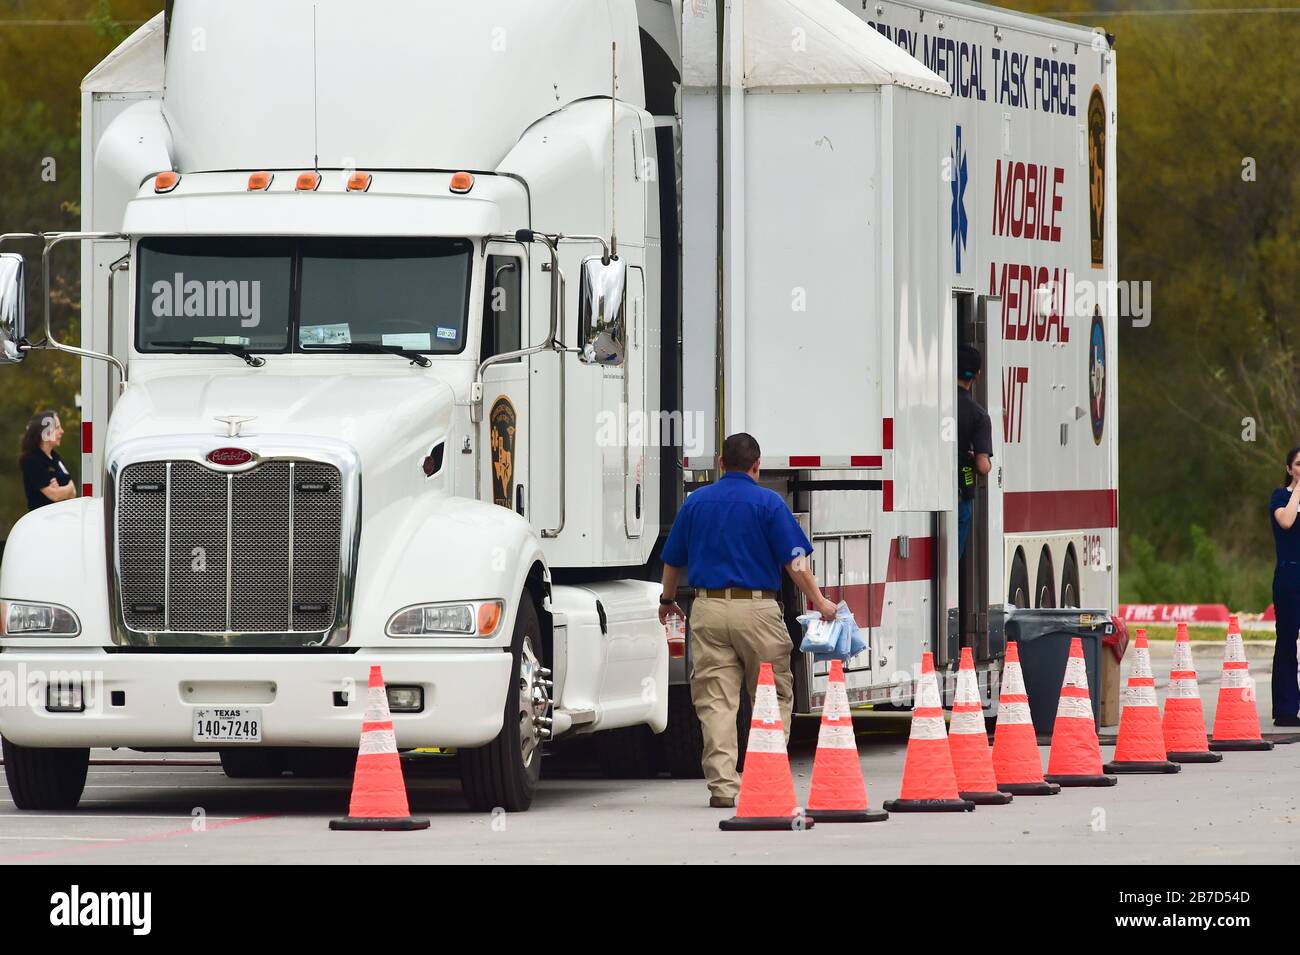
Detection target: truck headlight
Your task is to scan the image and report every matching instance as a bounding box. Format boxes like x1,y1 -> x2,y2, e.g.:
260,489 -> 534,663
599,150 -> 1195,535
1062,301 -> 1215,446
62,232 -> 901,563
0,600 -> 81,636
386,600 -> 504,638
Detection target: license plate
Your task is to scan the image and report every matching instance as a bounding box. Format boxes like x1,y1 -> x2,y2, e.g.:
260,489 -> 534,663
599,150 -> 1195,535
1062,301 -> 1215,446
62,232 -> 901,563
193,708 -> 263,743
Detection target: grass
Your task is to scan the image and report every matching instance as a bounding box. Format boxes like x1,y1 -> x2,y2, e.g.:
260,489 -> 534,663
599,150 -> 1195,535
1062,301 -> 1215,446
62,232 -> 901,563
1138,624 -> 1266,641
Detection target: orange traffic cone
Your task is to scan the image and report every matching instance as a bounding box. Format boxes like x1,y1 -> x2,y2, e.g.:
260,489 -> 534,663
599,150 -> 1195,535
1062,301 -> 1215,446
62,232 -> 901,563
991,641 -> 1060,796
806,660 -> 888,823
1163,623 -> 1223,763
1210,615 -> 1274,752
882,652 -> 974,813
949,647 -> 1012,805
1104,629 -> 1180,774
720,662 -> 814,831
1045,638 -> 1117,787
331,665 -> 430,831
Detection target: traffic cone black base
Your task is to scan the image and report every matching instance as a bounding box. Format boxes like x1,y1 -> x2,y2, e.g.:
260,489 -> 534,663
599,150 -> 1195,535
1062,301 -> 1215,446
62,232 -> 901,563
881,797 -> 975,813
330,816 -> 430,831
806,807 -> 888,823
1044,773 -> 1117,787
1103,759 -> 1181,774
1209,739 -> 1274,752
1168,750 -> 1223,763
960,789 -> 1013,805
719,815 -> 814,831
998,781 -> 1060,796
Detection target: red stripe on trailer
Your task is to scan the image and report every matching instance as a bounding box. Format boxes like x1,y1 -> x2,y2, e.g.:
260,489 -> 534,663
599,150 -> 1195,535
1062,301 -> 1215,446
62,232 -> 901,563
81,421 -> 92,453
82,483 -> 92,497
1003,489 -> 1117,533
882,480 -> 893,512
882,418 -> 893,450
788,455 -> 821,467
823,536 -> 934,628
849,455 -> 882,468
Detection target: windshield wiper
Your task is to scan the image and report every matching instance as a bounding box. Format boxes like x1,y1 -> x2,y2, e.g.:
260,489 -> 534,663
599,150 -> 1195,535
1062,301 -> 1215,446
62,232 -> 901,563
300,342 -> 432,367
154,340 -> 266,367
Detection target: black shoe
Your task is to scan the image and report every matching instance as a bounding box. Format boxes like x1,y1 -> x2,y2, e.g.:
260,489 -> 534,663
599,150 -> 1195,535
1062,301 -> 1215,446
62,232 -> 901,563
1273,715 -> 1300,727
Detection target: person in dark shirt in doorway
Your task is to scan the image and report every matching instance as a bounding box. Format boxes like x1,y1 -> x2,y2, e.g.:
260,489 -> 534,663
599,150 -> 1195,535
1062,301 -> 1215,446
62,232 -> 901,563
19,410 -> 76,511
957,345 -> 993,559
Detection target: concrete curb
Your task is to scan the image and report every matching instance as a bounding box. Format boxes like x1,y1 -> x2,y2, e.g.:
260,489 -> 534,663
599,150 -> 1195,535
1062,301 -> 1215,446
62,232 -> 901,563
1144,640 -> 1276,660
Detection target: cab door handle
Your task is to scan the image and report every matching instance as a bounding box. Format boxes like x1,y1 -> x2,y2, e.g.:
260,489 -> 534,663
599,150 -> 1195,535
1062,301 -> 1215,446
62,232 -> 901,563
515,484 -> 526,517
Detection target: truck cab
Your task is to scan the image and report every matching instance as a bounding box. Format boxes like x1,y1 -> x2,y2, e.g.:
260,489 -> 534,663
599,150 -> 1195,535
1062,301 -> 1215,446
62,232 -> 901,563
0,0 -> 673,812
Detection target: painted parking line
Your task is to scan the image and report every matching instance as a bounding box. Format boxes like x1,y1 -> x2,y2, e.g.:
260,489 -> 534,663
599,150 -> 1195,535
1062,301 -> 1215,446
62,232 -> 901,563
0,836 -> 125,842
0,813 -> 242,820
0,813 -> 279,863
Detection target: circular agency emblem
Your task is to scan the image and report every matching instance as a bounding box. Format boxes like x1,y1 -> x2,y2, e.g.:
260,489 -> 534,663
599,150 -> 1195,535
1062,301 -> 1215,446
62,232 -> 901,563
489,396 -> 516,509
1088,85 -> 1106,268
1088,307 -> 1106,445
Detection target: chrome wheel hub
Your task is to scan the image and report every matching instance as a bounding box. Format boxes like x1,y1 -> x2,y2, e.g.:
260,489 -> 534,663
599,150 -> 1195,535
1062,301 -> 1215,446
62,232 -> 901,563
517,638 -> 552,769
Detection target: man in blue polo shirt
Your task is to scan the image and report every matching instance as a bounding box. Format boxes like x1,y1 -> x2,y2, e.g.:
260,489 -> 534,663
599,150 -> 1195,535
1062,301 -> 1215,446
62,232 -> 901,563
659,433 -> 837,808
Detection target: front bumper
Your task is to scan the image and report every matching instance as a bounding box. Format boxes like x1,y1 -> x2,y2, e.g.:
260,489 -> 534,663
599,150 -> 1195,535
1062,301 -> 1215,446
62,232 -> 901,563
0,649 -> 512,749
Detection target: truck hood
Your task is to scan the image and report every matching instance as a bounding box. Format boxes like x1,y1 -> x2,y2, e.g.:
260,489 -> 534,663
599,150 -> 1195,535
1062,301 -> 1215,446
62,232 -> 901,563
104,371 -> 457,505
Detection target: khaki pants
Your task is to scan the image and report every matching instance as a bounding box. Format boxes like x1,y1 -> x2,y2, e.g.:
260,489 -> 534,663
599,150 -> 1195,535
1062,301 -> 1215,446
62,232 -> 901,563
689,596 -> 794,799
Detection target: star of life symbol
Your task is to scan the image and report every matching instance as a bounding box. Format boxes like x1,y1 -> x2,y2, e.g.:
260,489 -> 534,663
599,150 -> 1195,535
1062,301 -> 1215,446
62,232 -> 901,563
214,415 -> 256,438
950,124 -> 969,274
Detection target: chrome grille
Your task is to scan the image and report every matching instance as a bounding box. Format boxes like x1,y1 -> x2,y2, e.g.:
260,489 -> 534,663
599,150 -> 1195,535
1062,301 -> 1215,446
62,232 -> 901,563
118,459 -> 343,634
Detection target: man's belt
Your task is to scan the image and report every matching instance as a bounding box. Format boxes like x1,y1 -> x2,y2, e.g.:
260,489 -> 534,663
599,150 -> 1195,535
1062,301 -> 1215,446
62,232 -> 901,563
698,588 -> 778,600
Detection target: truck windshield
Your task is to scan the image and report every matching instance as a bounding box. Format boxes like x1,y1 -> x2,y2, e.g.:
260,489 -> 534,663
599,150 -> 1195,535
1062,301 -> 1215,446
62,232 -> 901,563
136,236 -> 473,356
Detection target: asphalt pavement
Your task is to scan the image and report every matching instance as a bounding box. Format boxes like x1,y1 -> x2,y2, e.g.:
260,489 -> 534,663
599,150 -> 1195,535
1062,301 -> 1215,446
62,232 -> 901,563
0,641 -> 1295,864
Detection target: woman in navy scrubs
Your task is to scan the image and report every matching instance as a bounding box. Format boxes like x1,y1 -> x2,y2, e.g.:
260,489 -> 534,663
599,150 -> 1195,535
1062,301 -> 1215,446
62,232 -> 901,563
1270,446 -> 1300,727
18,410 -> 77,512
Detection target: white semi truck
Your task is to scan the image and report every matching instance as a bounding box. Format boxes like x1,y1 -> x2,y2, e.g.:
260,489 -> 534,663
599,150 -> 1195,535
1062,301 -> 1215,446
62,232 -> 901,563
0,0 -> 1117,810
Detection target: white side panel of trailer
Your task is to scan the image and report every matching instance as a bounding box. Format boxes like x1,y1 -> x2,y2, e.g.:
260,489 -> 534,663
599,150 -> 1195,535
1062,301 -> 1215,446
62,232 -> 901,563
680,89 -> 720,464
888,86 -> 955,512
79,16 -> 165,495
741,89 -> 883,461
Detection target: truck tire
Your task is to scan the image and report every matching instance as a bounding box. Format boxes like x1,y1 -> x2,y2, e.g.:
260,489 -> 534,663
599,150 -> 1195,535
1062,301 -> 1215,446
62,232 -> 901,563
1060,551 -> 1081,608
1,736 -> 89,810
594,724 -> 660,778
658,682 -> 753,777
219,748 -> 288,779
459,595 -> 546,812
1035,548 -> 1056,608
1008,550 -> 1030,609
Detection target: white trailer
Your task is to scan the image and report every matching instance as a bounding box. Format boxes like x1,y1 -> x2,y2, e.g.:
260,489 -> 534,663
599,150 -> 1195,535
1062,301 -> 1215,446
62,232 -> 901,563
0,0 -> 1117,807
676,0 -> 1117,719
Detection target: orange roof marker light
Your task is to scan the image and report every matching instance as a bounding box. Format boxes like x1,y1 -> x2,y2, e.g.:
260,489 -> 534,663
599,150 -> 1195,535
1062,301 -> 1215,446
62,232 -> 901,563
346,171 -> 372,193
295,171 -> 321,192
247,171 -> 273,191
153,171 -> 180,194
449,171 -> 475,194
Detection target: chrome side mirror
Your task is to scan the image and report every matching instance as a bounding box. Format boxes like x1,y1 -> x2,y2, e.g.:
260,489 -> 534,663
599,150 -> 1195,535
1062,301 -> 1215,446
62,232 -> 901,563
0,252 -> 27,364
578,254 -> 626,366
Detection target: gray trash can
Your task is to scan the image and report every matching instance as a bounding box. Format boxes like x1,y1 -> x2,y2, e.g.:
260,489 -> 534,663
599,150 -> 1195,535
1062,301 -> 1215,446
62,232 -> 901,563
1007,609 -> 1115,737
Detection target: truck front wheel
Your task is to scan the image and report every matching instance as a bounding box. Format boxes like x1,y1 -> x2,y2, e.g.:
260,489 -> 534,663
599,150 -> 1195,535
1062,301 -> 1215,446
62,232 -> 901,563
2,736 -> 89,810
459,595 -> 547,812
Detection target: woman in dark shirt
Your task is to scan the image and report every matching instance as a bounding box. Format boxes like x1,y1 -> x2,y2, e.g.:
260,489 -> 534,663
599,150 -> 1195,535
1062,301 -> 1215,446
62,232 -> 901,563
18,410 -> 77,512
1269,446 -> 1300,727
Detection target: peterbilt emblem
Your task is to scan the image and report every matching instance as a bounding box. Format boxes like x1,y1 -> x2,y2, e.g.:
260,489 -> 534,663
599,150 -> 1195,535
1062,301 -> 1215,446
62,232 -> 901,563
207,447 -> 254,467
214,415 -> 256,437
